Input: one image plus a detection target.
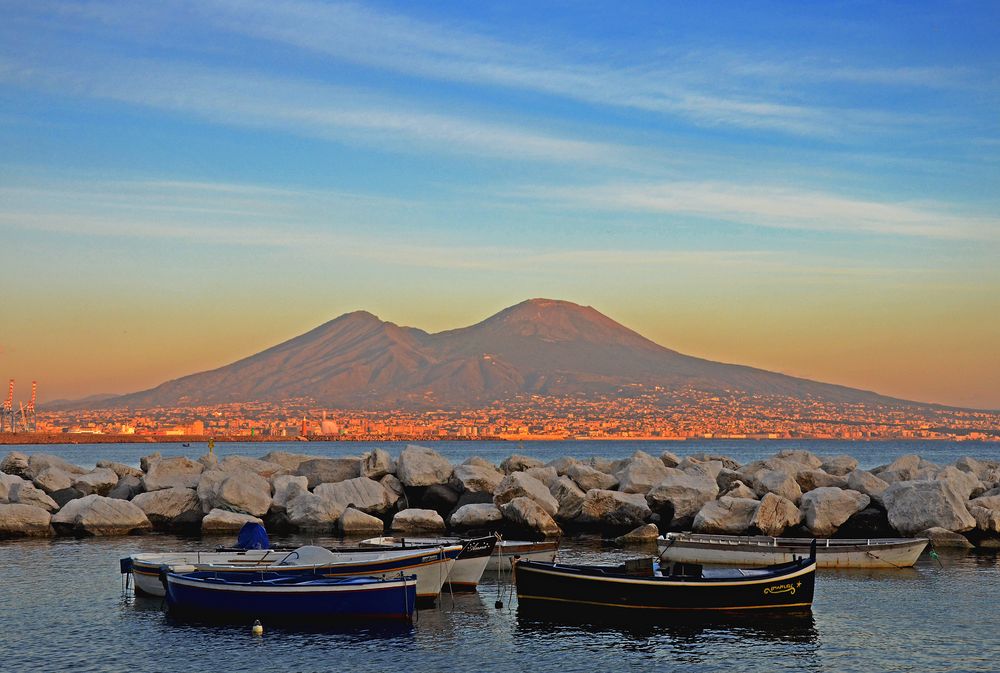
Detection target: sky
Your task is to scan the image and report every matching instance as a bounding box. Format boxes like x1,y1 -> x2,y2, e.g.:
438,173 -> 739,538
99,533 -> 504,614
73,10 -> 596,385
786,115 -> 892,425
1,1 -> 999,409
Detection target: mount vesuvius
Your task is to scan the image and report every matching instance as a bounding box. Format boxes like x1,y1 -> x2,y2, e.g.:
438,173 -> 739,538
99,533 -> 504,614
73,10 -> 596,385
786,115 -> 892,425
103,299 -> 916,410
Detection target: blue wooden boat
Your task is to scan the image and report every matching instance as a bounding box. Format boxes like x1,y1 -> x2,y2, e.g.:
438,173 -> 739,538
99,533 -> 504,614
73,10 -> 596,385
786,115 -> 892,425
163,569 -> 417,621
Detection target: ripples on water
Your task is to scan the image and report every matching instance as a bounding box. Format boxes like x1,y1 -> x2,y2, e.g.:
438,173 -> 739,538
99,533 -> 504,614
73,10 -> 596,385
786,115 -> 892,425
1,533 -> 997,673
9,438 -> 1000,471
3,440 -> 999,671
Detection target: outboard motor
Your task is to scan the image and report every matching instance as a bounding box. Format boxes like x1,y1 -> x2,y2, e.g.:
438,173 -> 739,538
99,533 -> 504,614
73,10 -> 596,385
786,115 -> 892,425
235,522 -> 270,550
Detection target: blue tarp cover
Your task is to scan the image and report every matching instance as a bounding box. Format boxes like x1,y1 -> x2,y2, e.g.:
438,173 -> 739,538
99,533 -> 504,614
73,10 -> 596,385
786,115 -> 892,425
236,522 -> 270,550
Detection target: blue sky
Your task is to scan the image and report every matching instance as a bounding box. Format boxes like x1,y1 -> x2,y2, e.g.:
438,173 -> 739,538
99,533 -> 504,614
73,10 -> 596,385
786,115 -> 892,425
1,1 -> 999,407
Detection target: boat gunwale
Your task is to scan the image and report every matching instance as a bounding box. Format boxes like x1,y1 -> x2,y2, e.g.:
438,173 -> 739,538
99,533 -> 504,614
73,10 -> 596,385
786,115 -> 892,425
513,558 -> 815,588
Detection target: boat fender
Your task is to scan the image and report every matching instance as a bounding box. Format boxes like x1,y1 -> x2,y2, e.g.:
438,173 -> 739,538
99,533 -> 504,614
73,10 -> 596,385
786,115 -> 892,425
157,567 -> 169,595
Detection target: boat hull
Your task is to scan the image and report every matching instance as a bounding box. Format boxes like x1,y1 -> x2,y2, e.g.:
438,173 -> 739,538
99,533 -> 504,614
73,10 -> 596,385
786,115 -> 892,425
358,536 -> 497,590
129,546 -> 460,603
484,540 -> 559,572
165,572 -> 416,621
514,558 -> 815,613
657,534 -> 928,569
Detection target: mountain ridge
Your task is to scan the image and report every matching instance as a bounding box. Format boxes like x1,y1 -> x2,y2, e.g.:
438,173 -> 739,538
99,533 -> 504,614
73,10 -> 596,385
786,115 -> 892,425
97,298 -> 929,410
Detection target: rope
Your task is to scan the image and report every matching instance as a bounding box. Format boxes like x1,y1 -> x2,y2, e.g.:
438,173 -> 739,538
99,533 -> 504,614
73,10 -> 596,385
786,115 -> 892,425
865,549 -> 905,569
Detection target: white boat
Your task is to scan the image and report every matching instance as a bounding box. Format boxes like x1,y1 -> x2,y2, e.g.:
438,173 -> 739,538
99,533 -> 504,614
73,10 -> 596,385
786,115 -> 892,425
484,539 -> 559,572
123,544 -> 461,603
657,533 -> 929,569
358,535 -> 496,591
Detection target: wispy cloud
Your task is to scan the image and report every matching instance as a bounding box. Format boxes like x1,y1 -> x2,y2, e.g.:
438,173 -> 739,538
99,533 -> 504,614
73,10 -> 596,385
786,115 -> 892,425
187,0 -> 970,138
0,53 -> 623,164
2,178 -> 935,276
517,181 -> 1000,240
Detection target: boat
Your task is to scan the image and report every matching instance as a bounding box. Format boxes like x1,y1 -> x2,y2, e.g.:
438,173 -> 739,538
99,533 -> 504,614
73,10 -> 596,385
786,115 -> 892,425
485,539 -> 559,572
163,567 -> 416,621
514,543 -> 816,613
657,533 -> 929,569
123,544 -> 462,604
358,535 -> 497,590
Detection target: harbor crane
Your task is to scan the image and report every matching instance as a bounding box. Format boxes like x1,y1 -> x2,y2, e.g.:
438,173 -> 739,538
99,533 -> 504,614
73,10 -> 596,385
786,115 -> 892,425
1,379 -> 38,433
1,379 -> 12,433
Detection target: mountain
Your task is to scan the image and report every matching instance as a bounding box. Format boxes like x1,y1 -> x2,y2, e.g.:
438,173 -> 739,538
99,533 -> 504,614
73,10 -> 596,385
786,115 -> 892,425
104,298 -> 914,410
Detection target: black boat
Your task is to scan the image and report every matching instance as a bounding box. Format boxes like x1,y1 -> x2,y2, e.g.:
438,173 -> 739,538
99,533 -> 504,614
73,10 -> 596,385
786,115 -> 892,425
513,541 -> 816,613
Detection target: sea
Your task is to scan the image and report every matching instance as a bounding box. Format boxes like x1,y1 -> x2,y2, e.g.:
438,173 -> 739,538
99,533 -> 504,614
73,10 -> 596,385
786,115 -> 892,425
1,439 -> 998,672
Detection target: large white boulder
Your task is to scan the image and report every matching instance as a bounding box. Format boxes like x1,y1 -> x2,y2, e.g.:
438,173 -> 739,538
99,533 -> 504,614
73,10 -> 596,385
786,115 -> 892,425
51,495 -> 152,536
646,467 -> 719,525
722,481 -> 757,500
339,507 -> 386,534
500,454 -> 544,474
659,451 -> 681,468
73,468 -> 119,496
0,503 -> 53,537
33,467 -> 74,494
739,458 -> 802,484
270,474 -> 309,514
361,449 -> 395,480
295,457 -> 361,489
218,456 -> 286,479
96,460 -> 144,480
0,473 -> 26,502
800,488 -> 870,536
935,466 -> 983,500
314,477 -> 397,515
27,454 -> 86,479
142,457 -> 204,491
846,469 -> 890,506
449,503 -> 503,529
524,466 -> 560,490
285,492 -> 343,530
201,509 -> 263,533
883,479 -> 977,535
197,470 -> 272,517
259,451 -> 322,472
820,455 -> 859,477
396,445 -> 453,487
753,469 -> 803,504
616,451 -> 671,494
546,456 -> 579,476
500,496 -> 561,537
876,454 -> 922,483
615,523 -> 661,544
450,463 -> 504,494
576,489 -> 652,528
391,508 -> 445,533
549,476 -> 586,521
795,469 -> 847,493
693,497 -> 760,534
1,451 -> 31,478
566,463 -> 618,492
774,449 -> 823,469
8,480 -> 59,512
751,493 -> 801,537
493,472 -> 558,517
131,487 -> 203,529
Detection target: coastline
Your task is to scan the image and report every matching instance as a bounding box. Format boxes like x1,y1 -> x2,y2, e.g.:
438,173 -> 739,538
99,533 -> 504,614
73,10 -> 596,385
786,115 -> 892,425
3,433 -> 995,446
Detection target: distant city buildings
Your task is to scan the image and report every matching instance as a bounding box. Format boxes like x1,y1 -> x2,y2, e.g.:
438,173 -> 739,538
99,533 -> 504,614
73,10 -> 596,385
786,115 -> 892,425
19,386 -> 1000,442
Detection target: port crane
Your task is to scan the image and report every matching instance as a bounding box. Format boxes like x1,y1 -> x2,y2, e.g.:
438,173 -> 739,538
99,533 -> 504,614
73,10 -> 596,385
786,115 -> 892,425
1,379 -> 38,433
1,379 -> 12,433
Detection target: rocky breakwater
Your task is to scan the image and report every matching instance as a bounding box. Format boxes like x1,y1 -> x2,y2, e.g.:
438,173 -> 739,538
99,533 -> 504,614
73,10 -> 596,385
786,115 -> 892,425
1,447 -> 999,548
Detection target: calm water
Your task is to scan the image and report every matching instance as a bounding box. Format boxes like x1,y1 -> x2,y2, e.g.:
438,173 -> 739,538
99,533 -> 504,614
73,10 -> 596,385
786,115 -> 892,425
0,533 -> 997,672
2,440 -> 999,672
6,437 -> 1000,470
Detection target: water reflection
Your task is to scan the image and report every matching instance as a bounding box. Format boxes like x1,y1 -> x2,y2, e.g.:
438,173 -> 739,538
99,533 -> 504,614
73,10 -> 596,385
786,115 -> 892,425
515,607 -> 818,647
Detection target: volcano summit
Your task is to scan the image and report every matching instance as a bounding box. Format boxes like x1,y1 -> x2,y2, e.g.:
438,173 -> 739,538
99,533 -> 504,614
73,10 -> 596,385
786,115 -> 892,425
105,299 -> 911,410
